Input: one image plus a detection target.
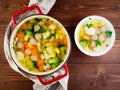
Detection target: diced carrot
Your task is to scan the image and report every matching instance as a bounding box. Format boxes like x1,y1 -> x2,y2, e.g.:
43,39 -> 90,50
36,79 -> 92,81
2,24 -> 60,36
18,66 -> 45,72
23,41 -> 28,48
26,43 -> 37,50
16,32 -> 24,40
53,41 -> 57,47
62,36 -> 68,46
20,23 -> 32,30
45,20 -> 52,26
37,59 -> 44,66
38,65 -> 44,72
31,48 -> 38,56
37,59 -> 45,72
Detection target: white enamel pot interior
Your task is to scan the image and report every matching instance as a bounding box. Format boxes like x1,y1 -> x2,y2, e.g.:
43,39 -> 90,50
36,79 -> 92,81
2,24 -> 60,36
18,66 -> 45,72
10,15 -> 71,75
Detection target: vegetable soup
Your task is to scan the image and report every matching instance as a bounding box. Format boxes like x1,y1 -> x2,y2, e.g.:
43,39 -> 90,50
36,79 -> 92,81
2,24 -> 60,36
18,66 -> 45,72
12,16 -> 69,73
79,18 -> 112,52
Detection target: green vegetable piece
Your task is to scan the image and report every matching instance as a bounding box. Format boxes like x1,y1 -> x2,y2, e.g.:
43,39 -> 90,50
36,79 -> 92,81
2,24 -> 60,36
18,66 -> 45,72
24,31 -> 33,41
47,33 -> 55,39
13,46 -> 20,52
79,40 -> 90,50
36,43 -> 44,53
31,61 -> 38,68
105,30 -> 112,38
37,25 -> 48,33
86,23 -> 93,28
59,45 -> 67,57
28,25 -> 34,32
51,64 -> 57,69
95,40 -> 101,46
26,60 -> 37,69
38,27 -> 45,33
34,18 -> 42,22
106,44 -> 109,47
49,56 -> 60,66
89,18 -> 92,20
41,25 -> 49,31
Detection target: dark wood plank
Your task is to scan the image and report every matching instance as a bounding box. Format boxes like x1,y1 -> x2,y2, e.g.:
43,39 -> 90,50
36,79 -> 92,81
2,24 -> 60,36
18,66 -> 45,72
68,64 -> 120,90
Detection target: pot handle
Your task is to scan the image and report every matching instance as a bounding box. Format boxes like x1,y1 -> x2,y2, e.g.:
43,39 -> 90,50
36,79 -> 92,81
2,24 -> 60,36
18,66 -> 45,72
12,5 -> 43,26
37,64 -> 68,85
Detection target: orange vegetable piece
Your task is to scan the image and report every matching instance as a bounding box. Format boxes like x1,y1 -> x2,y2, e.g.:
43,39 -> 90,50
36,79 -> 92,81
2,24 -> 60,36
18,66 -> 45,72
38,65 -> 44,72
20,23 -> 32,30
37,59 -> 45,72
26,43 -> 37,50
16,32 -> 24,40
53,41 -> 57,47
45,20 -> 52,26
37,59 -> 44,66
31,48 -> 38,56
62,36 -> 68,46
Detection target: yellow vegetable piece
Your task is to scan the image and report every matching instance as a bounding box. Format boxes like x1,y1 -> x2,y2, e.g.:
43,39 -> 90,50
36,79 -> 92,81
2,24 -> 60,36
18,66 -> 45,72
91,20 -> 105,27
46,43 -> 53,47
27,43 -> 32,49
79,27 -> 85,37
55,48 -> 60,54
83,35 -> 91,40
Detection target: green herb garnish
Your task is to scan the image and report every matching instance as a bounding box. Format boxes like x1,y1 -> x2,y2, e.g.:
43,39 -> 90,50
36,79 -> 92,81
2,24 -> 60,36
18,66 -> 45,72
95,40 -> 101,46
86,23 -> 93,28
105,30 -> 112,38
106,44 -> 109,47
34,18 -> 42,22
89,18 -> 92,20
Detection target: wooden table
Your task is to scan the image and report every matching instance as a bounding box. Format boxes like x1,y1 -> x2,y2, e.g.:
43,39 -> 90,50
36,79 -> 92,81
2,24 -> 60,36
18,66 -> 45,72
0,0 -> 120,90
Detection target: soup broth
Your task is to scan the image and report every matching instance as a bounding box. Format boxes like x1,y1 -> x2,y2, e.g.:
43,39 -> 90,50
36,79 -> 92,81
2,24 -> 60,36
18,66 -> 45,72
12,16 -> 69,73
79,18 -> 112,52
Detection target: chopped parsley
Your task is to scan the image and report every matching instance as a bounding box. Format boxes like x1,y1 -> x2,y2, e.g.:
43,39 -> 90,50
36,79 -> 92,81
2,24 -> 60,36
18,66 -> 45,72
86,23 -> 93,28
95,40 -> 101,46
106,44 -> 109,47
89,18 -> 92,20
34,18 -> 42,22
105,30 -> 112,38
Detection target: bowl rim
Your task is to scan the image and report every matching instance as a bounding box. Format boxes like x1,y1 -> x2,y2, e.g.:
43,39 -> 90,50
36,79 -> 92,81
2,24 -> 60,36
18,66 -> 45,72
74,15 -> 115,56
10,15 -> 71,75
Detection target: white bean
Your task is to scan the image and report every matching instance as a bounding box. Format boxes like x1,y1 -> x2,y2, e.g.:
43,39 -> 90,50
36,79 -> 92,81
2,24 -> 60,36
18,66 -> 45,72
17,42 -> 23,49
29,38 -> 37,45
25,49 -> 31,55
34,24 -> 40,32
92,34 -> 98,40
30,55 -> 37,61
98,34 -> 105,42
35,33 -> 42,40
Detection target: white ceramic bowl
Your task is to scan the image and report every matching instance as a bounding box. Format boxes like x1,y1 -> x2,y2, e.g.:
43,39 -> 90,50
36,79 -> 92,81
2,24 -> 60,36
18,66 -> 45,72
10,15 -> 71,75
74,15 -> 115,56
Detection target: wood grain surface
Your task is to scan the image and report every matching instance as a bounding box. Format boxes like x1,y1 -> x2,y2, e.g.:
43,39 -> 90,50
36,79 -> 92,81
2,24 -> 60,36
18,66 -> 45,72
0,0 -> 120,90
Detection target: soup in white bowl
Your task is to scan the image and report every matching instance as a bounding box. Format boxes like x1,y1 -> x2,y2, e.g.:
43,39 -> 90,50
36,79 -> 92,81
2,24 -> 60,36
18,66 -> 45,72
74,15 -> 115,56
